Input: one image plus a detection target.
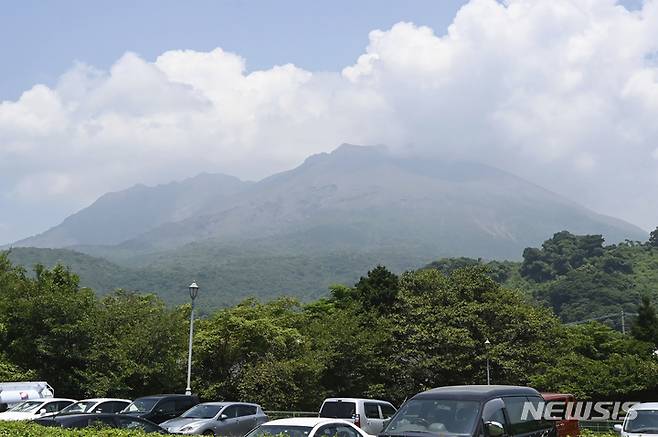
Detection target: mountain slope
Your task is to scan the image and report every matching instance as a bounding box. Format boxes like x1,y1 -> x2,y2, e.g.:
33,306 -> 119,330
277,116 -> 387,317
107,144 -> 645,260
14,173 -> 250,248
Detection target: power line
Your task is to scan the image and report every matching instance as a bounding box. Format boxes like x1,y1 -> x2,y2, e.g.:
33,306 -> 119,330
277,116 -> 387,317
565,310 -> 638,334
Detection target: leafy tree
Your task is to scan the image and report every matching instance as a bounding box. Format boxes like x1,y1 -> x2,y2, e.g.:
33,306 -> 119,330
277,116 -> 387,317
425,257 -> 482,275
531,322 -> 658,399
0,258 -> 97,397
353,265 -> 399,312
384,267 -> 563,402
631,296 -> 658,346
534,265 -> 637,323
80,291 -> 188,398
0,355 -> 35,382
520,231 -> 606,282
192,298 -> 324,410
650,227 -> 658,247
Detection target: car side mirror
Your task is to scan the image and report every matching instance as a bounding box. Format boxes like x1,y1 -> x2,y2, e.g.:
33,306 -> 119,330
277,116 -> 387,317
614,424 -> 623,434
485,421 -> 505,437
219,414 -> 229,421
39,409 -> 47,415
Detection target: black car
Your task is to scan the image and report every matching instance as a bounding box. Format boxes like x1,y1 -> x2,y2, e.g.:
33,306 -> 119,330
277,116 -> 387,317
381,385 -> 557,437
121,394 -> 200,424
33,413 -> 167,433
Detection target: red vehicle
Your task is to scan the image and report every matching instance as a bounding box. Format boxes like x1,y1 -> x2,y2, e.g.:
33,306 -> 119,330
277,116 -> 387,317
542,393 -> 580,437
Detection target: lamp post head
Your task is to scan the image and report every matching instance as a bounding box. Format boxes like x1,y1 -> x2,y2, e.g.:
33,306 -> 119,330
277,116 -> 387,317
188,281 -> 199,300
484,339 -> 491,348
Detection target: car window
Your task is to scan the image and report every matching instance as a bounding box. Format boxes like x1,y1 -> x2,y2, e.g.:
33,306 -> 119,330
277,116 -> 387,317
380,404 -> 396,419
239,405 -> 257,417
320,401 -> 357,419
182,404 -> 224,419
156,399 -> 176,414
480,398 -> 508,437
222,405 -> 239,418
624,409 -> 658,433
57,401 -> 74,411
95,401 -> 128,414
365,403 -> 381,419
246,424 -> 313,437
385,399 -> 480,435
109,401 -> 130,413
61,401 -> 97,414
317,424 -> 359,437
10,401 -> 43,412
116,416 -> 161,433
124,398 -> 158,413
504,397 -> 549,434
176,398 -> 194,411
41,402 -> 61,413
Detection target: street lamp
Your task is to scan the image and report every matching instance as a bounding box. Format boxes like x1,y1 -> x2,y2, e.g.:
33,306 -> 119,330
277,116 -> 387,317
484,339 -> 491,385
185,281 -> 199,395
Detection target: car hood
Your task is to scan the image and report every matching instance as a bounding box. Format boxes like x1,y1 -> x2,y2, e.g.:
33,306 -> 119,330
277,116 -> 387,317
161,417 -> 209,432
0,412 -> 34,421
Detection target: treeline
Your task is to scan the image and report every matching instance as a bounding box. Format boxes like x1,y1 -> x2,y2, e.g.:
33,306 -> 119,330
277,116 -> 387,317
3,246 -> 658,410
428,227 -> 658,324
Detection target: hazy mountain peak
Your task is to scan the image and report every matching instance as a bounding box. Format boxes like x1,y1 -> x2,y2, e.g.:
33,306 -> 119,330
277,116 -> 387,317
14,144 -> 645,261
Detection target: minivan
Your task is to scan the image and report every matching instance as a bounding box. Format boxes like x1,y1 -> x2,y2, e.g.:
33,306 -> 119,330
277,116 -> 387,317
381,385 -> 557,437
319,397 -> 397,435
615,402 -> 658,437
121,394 -> 199,424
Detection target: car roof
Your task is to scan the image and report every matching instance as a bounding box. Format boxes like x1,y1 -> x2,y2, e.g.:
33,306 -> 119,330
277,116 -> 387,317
323,398 -> 392,404
37,398 -> 77,403
264,418 -> 353,427
414,385 -> 540,401
630,403 -> 658,410
72,398 -> 131,403
541,393 -> 575,401
198,401 -> 260,407
133,394 -> 196,400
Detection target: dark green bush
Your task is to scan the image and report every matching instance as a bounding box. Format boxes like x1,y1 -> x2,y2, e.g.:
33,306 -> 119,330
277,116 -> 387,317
0,421 -> 157,436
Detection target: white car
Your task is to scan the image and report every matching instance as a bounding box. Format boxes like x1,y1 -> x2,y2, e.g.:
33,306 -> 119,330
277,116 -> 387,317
53,398 -> 132,416
615,403 -> 658,437
246,417 -> 375,437
0,398 -> 75,421
319,398 -> 397,435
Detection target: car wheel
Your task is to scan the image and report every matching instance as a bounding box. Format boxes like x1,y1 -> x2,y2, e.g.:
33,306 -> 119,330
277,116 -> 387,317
203,431 -> 215,436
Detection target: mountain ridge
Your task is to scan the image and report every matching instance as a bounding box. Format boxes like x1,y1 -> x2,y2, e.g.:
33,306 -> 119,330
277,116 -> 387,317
8,144 -> 647,305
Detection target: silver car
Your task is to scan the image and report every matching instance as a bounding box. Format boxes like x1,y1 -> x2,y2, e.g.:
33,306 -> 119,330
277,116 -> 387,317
161,402 -> 268,435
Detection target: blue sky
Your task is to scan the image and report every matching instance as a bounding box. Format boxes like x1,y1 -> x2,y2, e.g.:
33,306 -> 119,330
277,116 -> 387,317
1,0 -> 469,101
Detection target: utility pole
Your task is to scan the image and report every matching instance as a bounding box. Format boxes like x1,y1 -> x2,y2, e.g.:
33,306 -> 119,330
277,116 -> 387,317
621,309 -> 626,335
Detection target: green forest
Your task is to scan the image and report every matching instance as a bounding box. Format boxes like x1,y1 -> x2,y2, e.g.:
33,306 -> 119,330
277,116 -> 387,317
2,228 -> 658,411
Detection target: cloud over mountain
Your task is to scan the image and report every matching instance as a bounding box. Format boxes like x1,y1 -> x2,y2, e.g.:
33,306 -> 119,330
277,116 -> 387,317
1,0 -> 658,243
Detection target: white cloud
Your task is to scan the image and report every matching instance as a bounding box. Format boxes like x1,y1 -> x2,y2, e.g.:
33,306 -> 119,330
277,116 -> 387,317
1,0 -> 658,243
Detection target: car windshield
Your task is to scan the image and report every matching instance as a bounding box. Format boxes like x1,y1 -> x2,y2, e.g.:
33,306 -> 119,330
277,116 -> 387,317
246,425 -> 313,437
384,399 -> 480,437
60,401 -> 96,414
625,410 -> 658,433
8,401 -> 43,412
320,402 -> 356,419
182,404 -> 223,419
123,398 -> 158,413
